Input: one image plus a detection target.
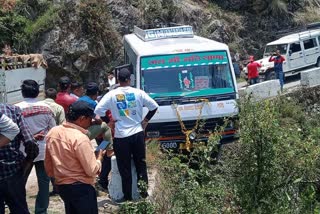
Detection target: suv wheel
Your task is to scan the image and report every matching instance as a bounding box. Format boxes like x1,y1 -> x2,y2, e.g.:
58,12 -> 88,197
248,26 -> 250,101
265,71 -> 276,80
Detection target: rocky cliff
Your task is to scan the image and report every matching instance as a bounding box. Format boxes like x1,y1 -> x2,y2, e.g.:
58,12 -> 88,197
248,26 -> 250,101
4,0 -> 319,87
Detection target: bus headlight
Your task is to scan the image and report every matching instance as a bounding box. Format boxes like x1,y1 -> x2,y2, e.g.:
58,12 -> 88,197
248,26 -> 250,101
188,131 -> 197,141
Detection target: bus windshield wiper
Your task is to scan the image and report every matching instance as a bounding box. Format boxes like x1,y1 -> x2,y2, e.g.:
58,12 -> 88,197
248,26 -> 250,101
153,95 -> 183,101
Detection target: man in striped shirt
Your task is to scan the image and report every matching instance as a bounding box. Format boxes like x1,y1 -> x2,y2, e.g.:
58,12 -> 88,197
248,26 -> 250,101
16,80 -> 56,214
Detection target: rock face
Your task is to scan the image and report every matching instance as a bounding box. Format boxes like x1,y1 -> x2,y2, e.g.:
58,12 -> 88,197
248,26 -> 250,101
35,0 -> 122,88
29,0 -> 312,87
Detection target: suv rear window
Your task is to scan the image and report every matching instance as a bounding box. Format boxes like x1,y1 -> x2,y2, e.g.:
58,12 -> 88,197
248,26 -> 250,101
303,38 -> 317,49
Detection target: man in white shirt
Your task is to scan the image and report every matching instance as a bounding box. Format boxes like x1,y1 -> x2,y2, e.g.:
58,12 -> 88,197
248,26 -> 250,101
107,71 -> 116,89
16,80 -> 56,214
95,68 -> 159,201
0,112 -> 20,147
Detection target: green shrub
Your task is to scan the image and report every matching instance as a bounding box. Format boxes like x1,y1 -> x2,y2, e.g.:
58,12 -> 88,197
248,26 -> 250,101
119,200 -> 156,214
232,97 -> 320,213
24,4 -> 60,39
78,0 -> 121,60
144,96 -> 320,213
0,0 -> 60,52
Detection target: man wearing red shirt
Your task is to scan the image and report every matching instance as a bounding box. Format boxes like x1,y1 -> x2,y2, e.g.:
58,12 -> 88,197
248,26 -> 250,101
247,56 -> 261,85
55,76 -> 78,113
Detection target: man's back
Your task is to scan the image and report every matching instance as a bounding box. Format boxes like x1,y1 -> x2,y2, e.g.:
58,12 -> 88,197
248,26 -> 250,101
247,62 -> 261,79
95,86 -> 158,138
78,95 -> 97,109
42,98 -> 65,125
16,99 -> 55,161
55,92 -> 77,113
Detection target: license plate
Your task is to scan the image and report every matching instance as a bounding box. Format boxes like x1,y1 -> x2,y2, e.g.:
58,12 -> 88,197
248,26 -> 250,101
160,141 -> 179,150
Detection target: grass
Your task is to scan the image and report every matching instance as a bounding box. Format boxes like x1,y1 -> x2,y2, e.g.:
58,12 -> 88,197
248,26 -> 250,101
24,4 -> 60,39
236,77 -> 247,84
146,139 -> 160,167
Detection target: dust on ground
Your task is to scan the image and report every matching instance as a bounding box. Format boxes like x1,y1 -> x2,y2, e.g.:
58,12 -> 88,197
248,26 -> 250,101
10,166 -> 156,214
4,140 -> 158,214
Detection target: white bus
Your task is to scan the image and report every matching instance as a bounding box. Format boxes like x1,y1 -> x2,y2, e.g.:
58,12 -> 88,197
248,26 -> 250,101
121,25 -> 238,150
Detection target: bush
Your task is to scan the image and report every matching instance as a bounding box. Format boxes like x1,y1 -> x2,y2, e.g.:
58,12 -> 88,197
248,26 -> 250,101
119,200 -> 156,214
138,96 -> 320,213
0,0 -> 60,52
230,97 -> 320,213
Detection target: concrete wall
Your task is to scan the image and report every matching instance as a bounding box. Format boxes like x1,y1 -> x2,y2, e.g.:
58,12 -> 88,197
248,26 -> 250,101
239,80 -> 281,101
300,67 -> 320,88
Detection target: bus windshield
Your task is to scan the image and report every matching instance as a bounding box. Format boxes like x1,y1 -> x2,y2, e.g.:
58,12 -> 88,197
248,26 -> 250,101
264,44 -> 288,57
141,51 -> 235,97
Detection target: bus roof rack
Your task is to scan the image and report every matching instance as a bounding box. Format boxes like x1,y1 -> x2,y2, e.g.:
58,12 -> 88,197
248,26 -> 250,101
134,24 -> 194,42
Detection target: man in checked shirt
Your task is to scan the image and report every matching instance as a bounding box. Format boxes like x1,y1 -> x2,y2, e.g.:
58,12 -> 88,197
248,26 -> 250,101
0,104 -> 39,214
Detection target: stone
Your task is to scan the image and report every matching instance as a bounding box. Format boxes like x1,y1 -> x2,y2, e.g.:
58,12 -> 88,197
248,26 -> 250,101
108,156 -> 140,201
241,80 -> 281,101
300,67 -> 320,88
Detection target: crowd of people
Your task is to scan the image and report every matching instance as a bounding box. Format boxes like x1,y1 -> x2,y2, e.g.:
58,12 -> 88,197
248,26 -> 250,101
0,68 -> 159,214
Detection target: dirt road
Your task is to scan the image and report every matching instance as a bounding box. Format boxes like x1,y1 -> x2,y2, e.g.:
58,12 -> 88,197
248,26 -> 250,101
6,162 -> 156,214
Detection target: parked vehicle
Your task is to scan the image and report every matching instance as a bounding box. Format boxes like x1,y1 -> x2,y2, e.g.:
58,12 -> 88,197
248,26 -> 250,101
0,65 -> 46,104
245,23 -> 320,80
119,24 -> 239,150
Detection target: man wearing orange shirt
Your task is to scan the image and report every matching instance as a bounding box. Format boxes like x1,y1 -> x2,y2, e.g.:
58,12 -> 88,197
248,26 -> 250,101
44,101 -> 104,214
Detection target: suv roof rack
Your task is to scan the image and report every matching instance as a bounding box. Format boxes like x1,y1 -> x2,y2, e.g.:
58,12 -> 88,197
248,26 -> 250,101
276,22 -> 320,38
133,24 -> 194,42
307,22 -> 320,30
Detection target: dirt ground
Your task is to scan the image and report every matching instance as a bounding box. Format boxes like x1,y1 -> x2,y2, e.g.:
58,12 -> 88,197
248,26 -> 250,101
4,140 -> 157,214
18,167 -> 156,214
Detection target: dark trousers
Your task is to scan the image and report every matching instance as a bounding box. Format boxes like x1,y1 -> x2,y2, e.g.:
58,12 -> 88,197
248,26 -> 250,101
249,77 -> 259,85
50,177 -> 58,193
0,170 -> 30,214
113,131 -> 148,200
58,183 -> 98,214
98,156 -> 111,189
23,161 -> 50,214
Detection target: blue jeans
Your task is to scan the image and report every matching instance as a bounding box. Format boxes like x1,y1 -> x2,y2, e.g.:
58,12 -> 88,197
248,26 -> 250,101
275,69 -> 284,90
24,161 -> 50,214
0,170 -> 30,214
249,77 -> 259,85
